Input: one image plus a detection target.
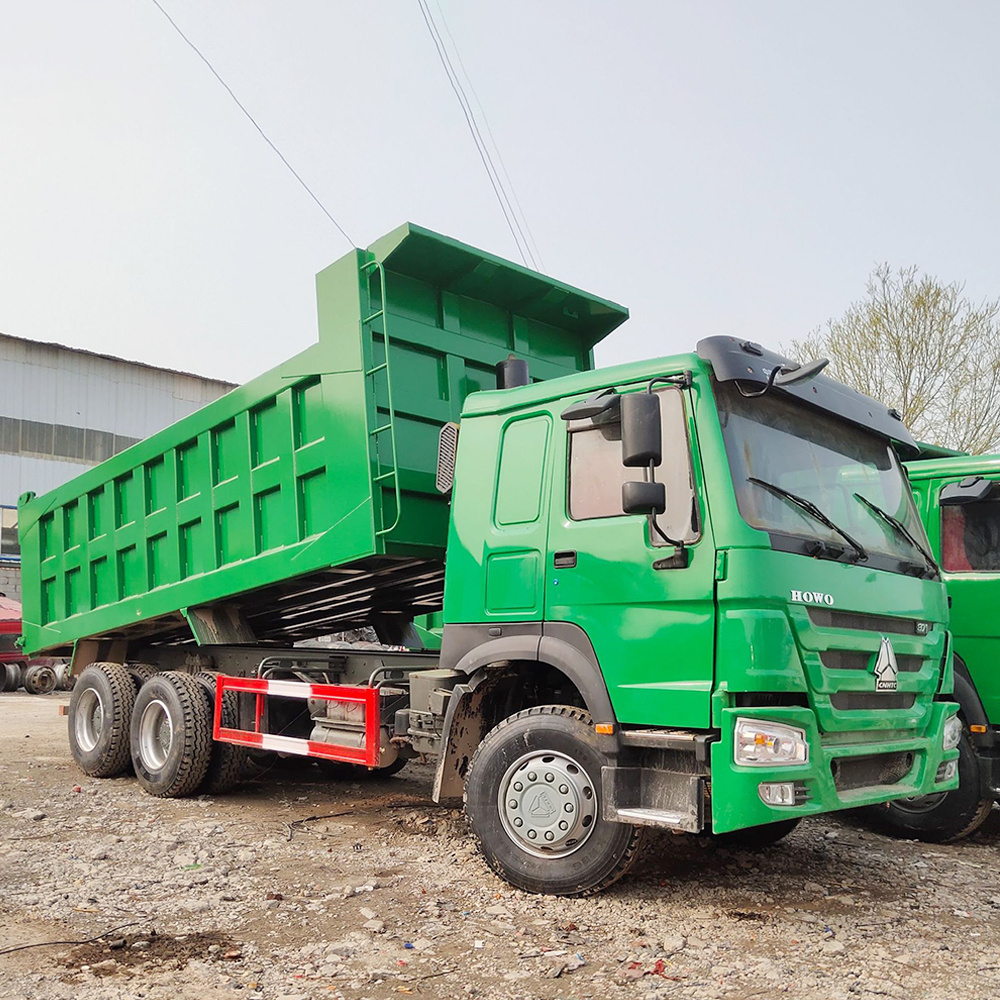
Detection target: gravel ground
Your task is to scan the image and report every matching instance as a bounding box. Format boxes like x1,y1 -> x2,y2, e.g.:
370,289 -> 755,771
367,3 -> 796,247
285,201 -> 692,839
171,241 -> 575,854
1,690 -> 999,1000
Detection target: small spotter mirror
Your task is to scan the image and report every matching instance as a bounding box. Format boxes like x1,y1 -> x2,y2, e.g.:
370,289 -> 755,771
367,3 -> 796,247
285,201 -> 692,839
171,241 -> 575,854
560,389 -> 620,422
774,357 -> 829,387
622,480 -> 666,516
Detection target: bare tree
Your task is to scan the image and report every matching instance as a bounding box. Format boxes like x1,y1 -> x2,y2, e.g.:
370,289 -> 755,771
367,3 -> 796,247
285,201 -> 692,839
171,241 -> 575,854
788,265 -> 1000,454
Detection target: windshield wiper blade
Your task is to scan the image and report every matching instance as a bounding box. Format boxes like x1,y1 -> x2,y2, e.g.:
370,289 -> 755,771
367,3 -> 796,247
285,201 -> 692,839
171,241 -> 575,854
748,477 -> 868,562
852,493 -> 939,577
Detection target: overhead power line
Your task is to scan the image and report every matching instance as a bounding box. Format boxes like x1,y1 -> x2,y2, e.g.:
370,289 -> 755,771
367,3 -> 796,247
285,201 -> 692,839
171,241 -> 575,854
431,0 -> 544,272
148,0 -> 354,248
416,0 -> 540,270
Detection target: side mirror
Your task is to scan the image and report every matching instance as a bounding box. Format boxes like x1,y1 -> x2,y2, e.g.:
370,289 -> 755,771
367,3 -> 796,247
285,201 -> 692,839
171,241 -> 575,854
621,393 -> 662,468
940,476 -> 996,505
622,480 -> 666,515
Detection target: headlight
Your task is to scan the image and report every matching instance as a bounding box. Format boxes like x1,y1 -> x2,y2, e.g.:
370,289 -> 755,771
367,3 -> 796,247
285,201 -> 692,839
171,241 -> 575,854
943,715 -> 962,751
734,718 -> 809,766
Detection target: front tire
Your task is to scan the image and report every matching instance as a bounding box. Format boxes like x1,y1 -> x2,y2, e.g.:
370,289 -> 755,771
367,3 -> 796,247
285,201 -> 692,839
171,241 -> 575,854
865,734 -> 994,843
464,705 -> 643,896
68,663 -> 136,777
130,672 -> 213,797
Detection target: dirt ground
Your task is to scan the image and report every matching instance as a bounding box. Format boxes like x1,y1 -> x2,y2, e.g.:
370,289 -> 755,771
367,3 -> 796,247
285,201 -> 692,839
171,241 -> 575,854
1,691 -> 999,1000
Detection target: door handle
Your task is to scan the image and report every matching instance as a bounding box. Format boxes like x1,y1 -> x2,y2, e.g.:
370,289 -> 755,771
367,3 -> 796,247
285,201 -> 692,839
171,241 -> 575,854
554,550 -> 577,569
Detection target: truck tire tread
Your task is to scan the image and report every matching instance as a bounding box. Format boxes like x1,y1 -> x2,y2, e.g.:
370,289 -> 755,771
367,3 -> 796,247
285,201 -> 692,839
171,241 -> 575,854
194,672 -> 249,794
68,662 -> 136,778
131,672 -> 213,798
464,705 -> 644,896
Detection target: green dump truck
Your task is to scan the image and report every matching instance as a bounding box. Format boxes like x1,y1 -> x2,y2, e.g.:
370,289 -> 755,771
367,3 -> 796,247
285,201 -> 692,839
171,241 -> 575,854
864,453 -> 1000,841
18,223 -> 961,895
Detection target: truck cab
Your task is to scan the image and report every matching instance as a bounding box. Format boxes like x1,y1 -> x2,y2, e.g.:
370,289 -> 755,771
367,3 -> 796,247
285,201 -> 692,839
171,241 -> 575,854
434,337 -> 959,890
872,453 -> 1000,841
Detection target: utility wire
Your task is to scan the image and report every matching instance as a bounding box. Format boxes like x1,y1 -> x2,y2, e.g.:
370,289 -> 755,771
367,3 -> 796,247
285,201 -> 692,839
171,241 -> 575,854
431,0 -> 544,271
148,0 -> 354,248
416,0 -> 537,270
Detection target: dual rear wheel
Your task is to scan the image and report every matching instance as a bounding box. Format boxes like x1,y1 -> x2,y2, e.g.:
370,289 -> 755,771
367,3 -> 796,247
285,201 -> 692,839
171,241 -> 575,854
67,663 -> 248,797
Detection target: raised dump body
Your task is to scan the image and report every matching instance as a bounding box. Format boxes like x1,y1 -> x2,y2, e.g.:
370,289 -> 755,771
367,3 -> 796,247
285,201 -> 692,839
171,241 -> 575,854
18,223 -> 627,655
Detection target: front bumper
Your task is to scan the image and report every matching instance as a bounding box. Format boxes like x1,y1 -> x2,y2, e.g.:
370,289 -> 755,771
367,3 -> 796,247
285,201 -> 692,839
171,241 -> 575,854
710,702 -> 960,834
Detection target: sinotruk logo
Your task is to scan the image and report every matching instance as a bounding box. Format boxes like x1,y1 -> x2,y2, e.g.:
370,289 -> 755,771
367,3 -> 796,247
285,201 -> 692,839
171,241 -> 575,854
873,637 -> 899,692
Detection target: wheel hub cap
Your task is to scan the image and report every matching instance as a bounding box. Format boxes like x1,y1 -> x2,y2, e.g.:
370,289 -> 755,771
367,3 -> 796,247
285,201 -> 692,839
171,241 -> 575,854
498,750 -> 597,858
75,688 -> 104,752
139,699 -> 173,770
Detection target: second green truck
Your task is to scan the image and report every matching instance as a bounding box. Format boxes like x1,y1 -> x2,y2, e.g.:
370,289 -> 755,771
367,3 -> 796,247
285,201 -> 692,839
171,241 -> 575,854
18,224 -> 961,894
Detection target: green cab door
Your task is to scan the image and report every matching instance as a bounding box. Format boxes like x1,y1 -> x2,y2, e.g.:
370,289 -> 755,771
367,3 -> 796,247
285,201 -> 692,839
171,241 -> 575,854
931,475 -> 1000,721
543,386 -> 716,729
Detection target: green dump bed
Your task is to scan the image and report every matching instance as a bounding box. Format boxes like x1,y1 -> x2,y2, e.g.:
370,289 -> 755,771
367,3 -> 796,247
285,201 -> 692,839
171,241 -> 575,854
18,224 -> 627,655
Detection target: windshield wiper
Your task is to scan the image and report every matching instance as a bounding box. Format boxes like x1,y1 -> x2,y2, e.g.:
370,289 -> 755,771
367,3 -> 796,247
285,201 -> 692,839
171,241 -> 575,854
748,477 -> 868,562
852,493 -> 939,577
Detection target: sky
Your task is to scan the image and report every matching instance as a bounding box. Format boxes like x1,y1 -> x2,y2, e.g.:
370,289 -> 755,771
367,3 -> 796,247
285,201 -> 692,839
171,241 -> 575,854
1,1 -> 998,384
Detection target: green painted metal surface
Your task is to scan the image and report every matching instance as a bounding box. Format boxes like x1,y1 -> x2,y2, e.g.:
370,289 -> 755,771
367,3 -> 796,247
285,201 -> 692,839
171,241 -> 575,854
18,223 -> 626,655
907,454 -> 1000,721
445,354 -> 956,830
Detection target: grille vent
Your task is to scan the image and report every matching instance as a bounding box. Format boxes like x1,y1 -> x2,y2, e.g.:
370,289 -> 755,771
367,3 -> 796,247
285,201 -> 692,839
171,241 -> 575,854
435,422 -> 459,494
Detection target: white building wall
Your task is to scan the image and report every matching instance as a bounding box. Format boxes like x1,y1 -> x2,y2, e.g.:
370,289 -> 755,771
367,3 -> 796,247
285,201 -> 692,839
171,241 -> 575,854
0,332 -> 235,600
0,333 -> 234,507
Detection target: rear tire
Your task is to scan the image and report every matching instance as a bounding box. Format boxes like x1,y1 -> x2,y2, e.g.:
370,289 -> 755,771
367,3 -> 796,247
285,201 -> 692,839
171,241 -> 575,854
126,663 -> 157,694
712,818 -> 801,848
864,734 -> 993,843
68,663 -> 136,777
130,672 -> 213,797
464,705 -> 643,896
193,672 -> 249,794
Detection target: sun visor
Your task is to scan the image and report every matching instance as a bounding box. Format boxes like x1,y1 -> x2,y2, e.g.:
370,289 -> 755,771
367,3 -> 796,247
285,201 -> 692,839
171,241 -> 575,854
697,336 -> 918,456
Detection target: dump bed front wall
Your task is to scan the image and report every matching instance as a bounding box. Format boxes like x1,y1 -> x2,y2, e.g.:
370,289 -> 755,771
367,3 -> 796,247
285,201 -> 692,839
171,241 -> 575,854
20,225 -> 624,655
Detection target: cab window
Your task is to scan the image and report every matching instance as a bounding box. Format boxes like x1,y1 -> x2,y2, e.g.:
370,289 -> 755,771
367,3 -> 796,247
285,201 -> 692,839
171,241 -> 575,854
567,387 -> 697,543
941,491 -> 1000,572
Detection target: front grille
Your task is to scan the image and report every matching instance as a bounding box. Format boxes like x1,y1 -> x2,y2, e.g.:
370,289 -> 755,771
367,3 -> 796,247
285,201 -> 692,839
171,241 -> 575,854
830,692 -> 916,711
808,608 -> 928,636
820,650 -> 923,672
831,751 -> 914,791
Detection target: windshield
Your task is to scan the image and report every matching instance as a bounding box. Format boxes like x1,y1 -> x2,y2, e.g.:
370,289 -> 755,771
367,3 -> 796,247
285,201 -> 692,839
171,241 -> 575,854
713,380 -> 932,571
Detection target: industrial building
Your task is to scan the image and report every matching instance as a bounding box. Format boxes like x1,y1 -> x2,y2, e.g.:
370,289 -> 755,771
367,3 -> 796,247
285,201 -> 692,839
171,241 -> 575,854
0,333 -> 234,600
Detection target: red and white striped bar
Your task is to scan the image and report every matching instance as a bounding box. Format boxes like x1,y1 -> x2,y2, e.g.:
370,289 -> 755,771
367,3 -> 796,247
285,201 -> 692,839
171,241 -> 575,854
213,675 -> 381,767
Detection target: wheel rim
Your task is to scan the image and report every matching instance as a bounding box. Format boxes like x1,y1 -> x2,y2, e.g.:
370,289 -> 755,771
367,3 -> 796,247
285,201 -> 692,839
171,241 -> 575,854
498,750 -> 597,858
890,791 -> 949,814
139,699 -> 173,769
75,688 -> 105,752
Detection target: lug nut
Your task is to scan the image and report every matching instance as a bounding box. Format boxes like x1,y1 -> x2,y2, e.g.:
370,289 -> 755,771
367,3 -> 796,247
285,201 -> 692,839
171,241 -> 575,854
513,817 -> 523,827
545,773 -> 554,782
527,772 -> 537,781
513,781 -> 523,792
564,803 -> 574,813
558,820 -> 568,831
544,831 -> 554,841
559,784 -> 569,794
508,800 -> 517,809
527,829 -> 537,839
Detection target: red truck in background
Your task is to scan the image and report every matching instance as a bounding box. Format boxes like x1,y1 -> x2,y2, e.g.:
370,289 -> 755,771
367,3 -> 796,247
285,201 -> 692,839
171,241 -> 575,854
0,595 -> 63,694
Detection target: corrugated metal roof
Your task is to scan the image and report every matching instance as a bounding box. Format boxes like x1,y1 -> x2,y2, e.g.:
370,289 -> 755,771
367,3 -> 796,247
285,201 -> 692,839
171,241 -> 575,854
0,331 -> 236,388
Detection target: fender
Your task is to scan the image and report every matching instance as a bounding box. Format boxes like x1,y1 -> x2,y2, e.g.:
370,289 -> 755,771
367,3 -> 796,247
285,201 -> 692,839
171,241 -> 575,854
952,657 -> 995,748
432,622 -> 617,803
